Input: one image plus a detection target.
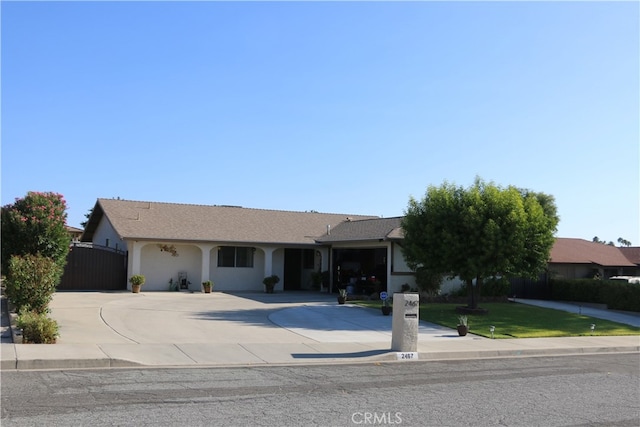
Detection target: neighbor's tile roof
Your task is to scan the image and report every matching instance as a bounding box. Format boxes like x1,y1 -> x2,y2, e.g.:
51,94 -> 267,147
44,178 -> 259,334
550,238 -> 636,267
90,199 -> 377,245
316,217 -> 404,243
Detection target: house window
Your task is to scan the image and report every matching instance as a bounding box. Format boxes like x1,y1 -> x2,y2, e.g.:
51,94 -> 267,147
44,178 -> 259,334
218,247 -> 235,267
218,246 -> 254,268
235,247 -> 253,268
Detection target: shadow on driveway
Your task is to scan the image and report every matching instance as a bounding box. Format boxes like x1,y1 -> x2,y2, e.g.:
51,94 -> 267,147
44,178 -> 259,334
224,291 -> 338,305
190,307 -> 285,329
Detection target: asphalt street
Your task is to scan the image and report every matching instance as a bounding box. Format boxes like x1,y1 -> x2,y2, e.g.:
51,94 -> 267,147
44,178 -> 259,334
2,353 -> 638,426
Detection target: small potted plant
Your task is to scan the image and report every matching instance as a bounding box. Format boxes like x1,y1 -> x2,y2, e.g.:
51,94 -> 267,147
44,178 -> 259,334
381,297 -> 392,315
202,280 -> 213,293
337,288 -> 348,304
129,274 -> 145,293
263,275 -> 280,294
457,315 -> 468,336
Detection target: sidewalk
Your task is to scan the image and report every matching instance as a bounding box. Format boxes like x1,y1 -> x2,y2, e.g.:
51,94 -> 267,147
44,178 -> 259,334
1,292 -> 638,371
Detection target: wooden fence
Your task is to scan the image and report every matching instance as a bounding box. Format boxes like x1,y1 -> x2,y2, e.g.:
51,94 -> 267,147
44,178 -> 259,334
58,243 -> 127,291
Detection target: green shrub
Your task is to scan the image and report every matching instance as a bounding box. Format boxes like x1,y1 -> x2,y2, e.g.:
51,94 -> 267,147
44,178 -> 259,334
129,274 -> 145,286
550,279 -> 640,312
414,268 -> 442,294
451,284 -> 468,298
262,275 -> 280,293
262,275 -> 280,287
601,281 -> 640,312
16,309 -> 59,344
550,279 -> 602,304
481,277 -> 510,297
5,254 -> 62,313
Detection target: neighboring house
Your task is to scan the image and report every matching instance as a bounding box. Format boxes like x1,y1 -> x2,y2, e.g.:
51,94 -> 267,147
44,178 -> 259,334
548,238 -> 638,280
81,199 -> 377,292
619,247 -> 640,276
66,225 -> 84,242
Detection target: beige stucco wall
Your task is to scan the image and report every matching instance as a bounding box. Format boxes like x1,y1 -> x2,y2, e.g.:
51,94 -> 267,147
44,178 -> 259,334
210,246 -> 266,292
140,243 -> 202,291
124,238 -> 329,293
388,242 -> 415,294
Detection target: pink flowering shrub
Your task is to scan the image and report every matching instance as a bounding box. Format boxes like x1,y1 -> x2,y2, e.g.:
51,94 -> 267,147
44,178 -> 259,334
1,191 -> 69,274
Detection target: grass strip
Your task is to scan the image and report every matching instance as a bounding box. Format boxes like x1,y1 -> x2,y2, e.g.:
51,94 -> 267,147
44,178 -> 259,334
354,300 -> 640,338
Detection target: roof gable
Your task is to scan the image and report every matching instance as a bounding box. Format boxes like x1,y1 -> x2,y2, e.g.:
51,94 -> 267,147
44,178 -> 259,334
84,199 -> 378,245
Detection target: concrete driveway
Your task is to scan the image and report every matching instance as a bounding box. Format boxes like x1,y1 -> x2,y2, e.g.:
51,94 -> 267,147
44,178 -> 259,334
49,291 -> 457,345
3,291 -> 638,370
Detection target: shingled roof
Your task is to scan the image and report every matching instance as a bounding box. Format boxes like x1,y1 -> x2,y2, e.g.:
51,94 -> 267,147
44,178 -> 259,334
550,238 -> 636,267
620,247 -> 640,265
82,199 -> 377,245
316,217 -> 404,243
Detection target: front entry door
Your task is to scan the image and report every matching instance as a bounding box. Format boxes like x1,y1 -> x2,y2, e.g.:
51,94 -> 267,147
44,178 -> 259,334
284,249 -> 302,290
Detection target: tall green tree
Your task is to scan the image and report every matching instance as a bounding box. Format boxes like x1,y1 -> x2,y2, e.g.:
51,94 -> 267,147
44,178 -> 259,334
593,236 -> 615,246
1,191 -> 70,274
80,207 -> 93,229
401,178 -> 559,309
617,237 -> 631,247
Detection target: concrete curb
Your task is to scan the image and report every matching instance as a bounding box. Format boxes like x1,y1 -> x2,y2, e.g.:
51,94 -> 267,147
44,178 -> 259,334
1,343 -> 638,371
2,296 -> 24,345
1,344 -> 143,371
417,346 -> 640,361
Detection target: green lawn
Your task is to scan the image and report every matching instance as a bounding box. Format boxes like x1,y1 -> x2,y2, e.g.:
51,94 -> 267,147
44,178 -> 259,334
355,300 -> 640,338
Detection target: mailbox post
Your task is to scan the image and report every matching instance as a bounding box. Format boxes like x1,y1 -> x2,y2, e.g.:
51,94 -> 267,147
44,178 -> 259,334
391,292 -> 419,352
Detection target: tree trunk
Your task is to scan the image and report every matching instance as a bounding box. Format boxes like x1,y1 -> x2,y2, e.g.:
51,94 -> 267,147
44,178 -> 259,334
467,277 -> 482,310
467,279 -> 476,309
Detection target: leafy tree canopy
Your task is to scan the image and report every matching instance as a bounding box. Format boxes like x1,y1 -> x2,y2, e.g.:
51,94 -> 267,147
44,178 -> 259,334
401,178 -> 559,309
1,191 -> 69,273
592,236 -> 632,247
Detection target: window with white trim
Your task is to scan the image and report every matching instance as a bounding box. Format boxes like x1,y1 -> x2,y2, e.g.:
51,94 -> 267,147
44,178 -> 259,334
217,246 -> 254,268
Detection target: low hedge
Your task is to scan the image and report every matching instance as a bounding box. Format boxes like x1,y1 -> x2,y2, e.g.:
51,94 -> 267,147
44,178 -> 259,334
550,279 -> 640,312
449,278 -> 511,298
16,309 -> 59,344
5,254 -> 62,314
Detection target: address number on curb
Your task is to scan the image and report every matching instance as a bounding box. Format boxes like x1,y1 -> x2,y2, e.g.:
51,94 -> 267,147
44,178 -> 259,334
396,352 -> 419,361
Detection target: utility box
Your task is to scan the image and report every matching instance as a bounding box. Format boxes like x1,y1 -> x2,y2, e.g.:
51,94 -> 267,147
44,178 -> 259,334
391,292 -> 419,352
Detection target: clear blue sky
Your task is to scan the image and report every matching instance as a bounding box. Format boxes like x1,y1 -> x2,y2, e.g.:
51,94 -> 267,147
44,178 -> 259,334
2,1 -> 638,244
